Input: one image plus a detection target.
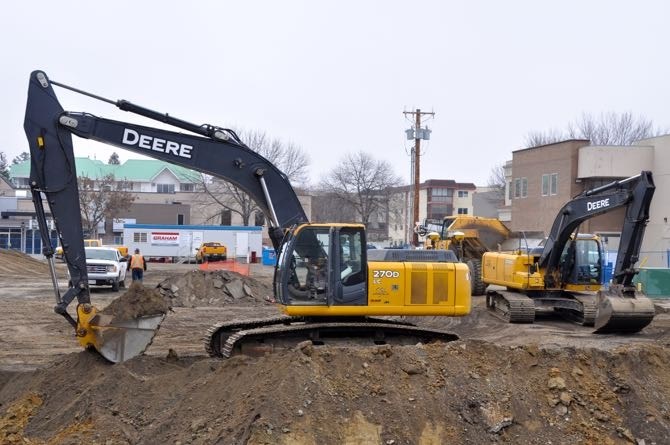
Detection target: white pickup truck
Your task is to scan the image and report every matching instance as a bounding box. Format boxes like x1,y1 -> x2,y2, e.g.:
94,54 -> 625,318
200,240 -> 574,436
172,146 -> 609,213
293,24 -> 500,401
84,246 -> 128,291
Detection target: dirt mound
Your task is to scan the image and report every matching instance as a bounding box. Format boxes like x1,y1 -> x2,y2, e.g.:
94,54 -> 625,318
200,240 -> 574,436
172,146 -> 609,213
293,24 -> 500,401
1,341 -> 670,444
156,269 -> 274,308
0,249 -> 53,277
100,282 -> 170,322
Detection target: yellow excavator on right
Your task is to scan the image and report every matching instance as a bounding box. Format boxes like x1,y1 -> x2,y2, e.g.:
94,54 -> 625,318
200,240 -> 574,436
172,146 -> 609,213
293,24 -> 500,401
482,171 -> 656,333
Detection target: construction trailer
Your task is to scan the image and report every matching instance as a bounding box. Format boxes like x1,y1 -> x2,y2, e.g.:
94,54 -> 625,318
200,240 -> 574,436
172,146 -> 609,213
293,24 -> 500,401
122,224 -> 263,262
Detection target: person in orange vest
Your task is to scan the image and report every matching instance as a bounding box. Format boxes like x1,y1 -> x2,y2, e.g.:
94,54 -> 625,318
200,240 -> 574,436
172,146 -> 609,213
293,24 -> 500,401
130,248 -> 147,282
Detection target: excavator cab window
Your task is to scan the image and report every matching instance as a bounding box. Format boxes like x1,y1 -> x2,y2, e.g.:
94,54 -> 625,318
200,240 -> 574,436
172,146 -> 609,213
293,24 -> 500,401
440,217 -> 457,239
559,238 -> 603,285
333,227 -> 367,305
276,226 -> 331,305
274,225 -> 368,307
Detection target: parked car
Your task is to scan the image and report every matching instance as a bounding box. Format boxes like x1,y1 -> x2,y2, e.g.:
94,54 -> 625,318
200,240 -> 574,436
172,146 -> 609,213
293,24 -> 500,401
195,242 -> 227,263
82,246 -> 128,291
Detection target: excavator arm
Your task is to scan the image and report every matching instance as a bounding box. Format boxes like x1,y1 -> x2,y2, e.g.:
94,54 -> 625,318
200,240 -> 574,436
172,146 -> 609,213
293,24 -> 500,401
23,70 -> 308,362
538,172 -> 655,289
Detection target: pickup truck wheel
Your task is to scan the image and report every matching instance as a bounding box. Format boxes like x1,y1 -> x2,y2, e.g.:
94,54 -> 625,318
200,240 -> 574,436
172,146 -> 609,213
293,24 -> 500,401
112,279 -> 120,292
119,276 -> 126,289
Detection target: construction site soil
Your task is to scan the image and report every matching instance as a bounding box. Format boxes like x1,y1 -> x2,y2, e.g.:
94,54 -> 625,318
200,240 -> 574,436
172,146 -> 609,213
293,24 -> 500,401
1,249 -> 670,444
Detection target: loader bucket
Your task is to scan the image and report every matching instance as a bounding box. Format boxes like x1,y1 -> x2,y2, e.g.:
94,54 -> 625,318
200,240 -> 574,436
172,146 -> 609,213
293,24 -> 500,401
594,290 -> 655,334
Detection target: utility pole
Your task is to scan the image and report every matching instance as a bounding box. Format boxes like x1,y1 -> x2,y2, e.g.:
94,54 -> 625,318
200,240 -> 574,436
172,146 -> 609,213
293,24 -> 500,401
404,108 -> 434,247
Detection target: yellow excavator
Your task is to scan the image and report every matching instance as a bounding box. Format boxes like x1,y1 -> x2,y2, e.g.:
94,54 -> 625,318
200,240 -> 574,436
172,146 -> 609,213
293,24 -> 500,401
482,172 -> 656,333
23,70 -> 471,363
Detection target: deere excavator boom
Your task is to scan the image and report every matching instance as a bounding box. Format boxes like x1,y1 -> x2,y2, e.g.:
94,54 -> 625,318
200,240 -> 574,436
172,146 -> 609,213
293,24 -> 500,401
24,70 -> 470,362
482,171 -> 656,333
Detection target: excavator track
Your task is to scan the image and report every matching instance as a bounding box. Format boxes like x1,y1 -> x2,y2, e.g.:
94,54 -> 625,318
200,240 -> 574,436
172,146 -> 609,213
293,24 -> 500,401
204,316 -> 458,358
552,294 -> 598,326
485,290 -> 536,323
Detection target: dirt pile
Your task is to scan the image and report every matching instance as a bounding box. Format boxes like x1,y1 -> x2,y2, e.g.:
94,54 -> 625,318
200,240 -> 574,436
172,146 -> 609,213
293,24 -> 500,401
1,341 -> 670,444
101,282 -> 170,322
0,249 -> 54,277
156,269 -> 274,308
3,261 -> 670,444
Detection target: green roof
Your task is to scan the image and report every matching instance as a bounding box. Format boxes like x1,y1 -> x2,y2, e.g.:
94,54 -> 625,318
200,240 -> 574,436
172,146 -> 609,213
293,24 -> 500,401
10,157 -> 198,182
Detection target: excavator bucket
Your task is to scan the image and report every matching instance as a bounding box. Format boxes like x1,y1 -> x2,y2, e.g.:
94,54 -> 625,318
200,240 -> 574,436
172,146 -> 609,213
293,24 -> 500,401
76,304 -> 165,363
91,314 -> 165,363
594,289 -> 656,334
74,283 -> 169,363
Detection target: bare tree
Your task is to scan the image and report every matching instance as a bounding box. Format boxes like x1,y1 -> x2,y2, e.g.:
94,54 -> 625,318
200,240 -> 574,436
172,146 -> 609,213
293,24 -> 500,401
525,112 -> 665,147
486,163 -> 506,200
189,129 -> 310,226
567,112 -> 661,145
524,128 -> 567,148
310,190 -> 357,223
0,152 -> 9,181
318,151 -> 402,227
78,174 -> 136,238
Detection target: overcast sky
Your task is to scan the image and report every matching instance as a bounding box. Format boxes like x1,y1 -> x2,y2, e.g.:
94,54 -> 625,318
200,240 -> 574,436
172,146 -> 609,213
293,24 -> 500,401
3,1 -> 669,187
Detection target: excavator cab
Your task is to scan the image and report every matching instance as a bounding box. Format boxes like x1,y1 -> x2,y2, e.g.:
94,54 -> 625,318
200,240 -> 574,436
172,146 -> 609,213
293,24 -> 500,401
559,235 -> 604,287
274,224 -> 367,308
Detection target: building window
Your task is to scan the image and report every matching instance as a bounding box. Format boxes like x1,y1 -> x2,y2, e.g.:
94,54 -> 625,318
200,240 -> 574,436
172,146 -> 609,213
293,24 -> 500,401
180,183 -> 194,192
514,178 -> 528,198
431,188 -> 453,198
514,179 -> 521,198
220,210 -> 231,226
457,208 -> 468,214
542,173 -> 558,196
430,195 -> 451,202
157,183 -> 175,194
428,204 -> 451,220
12,177 -> 30,189
177,214 -> 184,225
133,232 -> 148,243
457,190 -> 468,198
550,173 -> 558,195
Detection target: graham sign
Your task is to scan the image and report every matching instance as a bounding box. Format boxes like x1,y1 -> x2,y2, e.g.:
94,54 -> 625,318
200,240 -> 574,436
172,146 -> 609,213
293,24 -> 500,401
151,231 -> 180,246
